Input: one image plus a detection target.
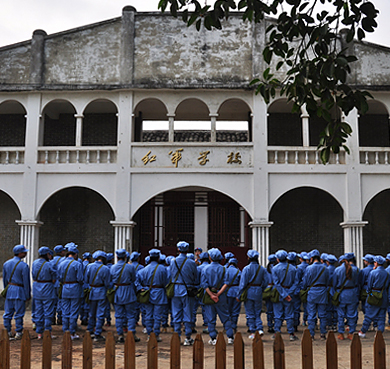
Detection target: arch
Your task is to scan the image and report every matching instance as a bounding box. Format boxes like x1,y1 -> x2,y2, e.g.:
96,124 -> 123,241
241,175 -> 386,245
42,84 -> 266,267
133,98 -> 168,120
269,186 -> 344,255
362,189 -> 390,256
0,190 -> 22,267
82,98 -> 118,115
217,98 -> 252,120
174,98 -> 210,120
38,186 -> 115,254
0,100 -> 27,147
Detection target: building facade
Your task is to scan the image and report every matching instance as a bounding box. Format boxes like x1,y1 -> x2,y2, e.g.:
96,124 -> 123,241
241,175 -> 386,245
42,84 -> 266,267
1,6 -> 390,269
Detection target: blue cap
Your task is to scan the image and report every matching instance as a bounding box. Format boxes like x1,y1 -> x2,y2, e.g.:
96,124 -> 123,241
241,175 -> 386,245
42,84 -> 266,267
345,252 -> 355,261
160,254 -> 167,262
386,253 -> 390,261
268,254 -> 277,263
225,252 -> 235,260
309,249 -> 320,259
38,246 -> 51,256
54,245 -> 65,253
199,252 -> 209,260
187,253 -> 195,260
48,249 -> 54,256
300,252 -> 310,261
126,251 -> 130,259
247,250 -> 259,259
209,248 -> 223,261
145,256 -> 150,265
194,247 -> 203,252
149,249 -> 161,258
106,253 -> 114,261
363,254 -> 374,263
83,252 -> 92,259
92,250 -> 107,260
375,255 -> 386,265
327,255 -> 337,264
130,251 -> 141,261
276,250 -> 288,261
67,245 -> 79,254
166,256 -> 175,266
13,244 -> 29,254
287,252 -> 297,261
65,242 -> 77,249
338,254 -> 346,263
228,258 -> 238,265
177,241 -> 189,252
116,249 -> 127,258
320,253 -> 328,261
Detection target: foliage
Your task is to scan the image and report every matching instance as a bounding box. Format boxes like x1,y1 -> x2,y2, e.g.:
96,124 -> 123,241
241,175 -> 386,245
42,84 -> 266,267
158,0 -> 379,163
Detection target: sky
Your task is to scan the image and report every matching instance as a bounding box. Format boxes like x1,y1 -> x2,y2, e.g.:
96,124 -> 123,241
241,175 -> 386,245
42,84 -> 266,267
0,0 -> 389,48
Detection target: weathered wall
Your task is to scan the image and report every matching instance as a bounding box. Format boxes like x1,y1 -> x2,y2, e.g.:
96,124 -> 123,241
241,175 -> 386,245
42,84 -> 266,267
0,44 -> 31,84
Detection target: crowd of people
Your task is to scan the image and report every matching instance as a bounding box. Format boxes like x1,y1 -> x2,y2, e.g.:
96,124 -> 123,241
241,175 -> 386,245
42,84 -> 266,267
2,241 -> 390,345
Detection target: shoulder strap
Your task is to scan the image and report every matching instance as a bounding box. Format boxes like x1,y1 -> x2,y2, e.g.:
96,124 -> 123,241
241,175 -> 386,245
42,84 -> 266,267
8,260 -> 22,284
55,257 -> 61,266
173,259 -> 187,284
149,264 -> 159,287
229,269 -> 240,286
63,260 -> 74,282
249,265 -> 261,285
216,268 -> 226,289
135,264 -> 140,272
117,262 -> 127,284
381,273 -> 389,292
91,264 -> 104,284
36,261 -> 47,281
308,265 -> 326,290
281,263 -> 290,285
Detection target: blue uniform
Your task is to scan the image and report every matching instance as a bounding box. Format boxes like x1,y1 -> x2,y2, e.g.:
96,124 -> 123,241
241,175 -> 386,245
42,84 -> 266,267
132,262 -> 145,327
332,263 -> 359,334
84,261 -> 111,336
237,262 -> 267,332
225,264 -> 241,330
272,261 -> 297,334
294,261 -> 309,326
197,261 -> 210,326
51,255 -> 65,323
201,262 -> 234,340
2,256 -> 31,334
32,258 -> 57,333
111,260 -> 137,335
169,254 -> 198,338
104,262 -> 113,325
361,266 -> 389,333
136,261 -> 168,337
302,262 -> 329,337
57,257 -> 83,334
326,263 -> 337,328
265,266 -> 275,330
80,259 -> 91,323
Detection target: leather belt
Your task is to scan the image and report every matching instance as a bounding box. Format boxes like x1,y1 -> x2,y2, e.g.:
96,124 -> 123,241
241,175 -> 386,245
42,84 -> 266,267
115,283 -> 131,286
372,287 -> 383,291
151,285 -> 164,288
63,281 -> 78,284
249,283 -> 262,286
91,284 -> 104,287
9,282 -> 23,287
36,280 -> 53,283
343,286 -> 355,290
282,285 -> 292,288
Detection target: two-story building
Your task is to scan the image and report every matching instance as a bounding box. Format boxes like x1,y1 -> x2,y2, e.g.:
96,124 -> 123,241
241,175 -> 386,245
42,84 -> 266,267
1,6 -> 390,269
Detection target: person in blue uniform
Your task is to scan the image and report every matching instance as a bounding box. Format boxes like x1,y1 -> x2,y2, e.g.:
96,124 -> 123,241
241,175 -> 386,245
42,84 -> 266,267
224,252 -> 235,266
325,254 -> 338,331
136,249 -> 168,342
130,251 -> 145,330
111,249 -> 139,343
2,245 -> 31,339
332,253 -> 359,340
169,241 -> 198,346
294,252 -> 310,329
194,247 -> 202,265
265,254 -> 277,333
85,250 -> 111,342
160,254 -> 171,333
359,254 -> 375,315
237,250 -> 268,339
51,245 -> 66,325
32,247 -> 57,339
359,255 -> 390,337
302,249 -> 329,340
104,253 -> 114,327
272,249 -> 298,341
225,257 -> 241,333
286,252 -> 299,331
384,253 -> 390,331
201,248 -> 234,345
197,252 -> 210,333
57,245 -> 84,340
80,252 -> 92,326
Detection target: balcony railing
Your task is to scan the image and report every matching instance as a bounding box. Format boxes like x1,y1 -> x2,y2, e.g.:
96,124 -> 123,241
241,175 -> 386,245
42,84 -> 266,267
268,147 -> 346,165
0,148 -> 24,164
360,148 -> 390,165
37,147 -> 117,164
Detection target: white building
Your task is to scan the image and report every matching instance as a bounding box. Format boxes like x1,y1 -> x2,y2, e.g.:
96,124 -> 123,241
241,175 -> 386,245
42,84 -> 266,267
1,6 -> 390,269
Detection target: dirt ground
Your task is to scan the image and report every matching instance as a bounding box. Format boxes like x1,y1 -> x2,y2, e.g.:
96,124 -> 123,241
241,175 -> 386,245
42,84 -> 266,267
0,310 -> 388,369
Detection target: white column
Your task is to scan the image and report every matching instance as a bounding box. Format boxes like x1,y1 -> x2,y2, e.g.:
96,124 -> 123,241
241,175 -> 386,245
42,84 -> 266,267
16,220 -> 43,269
75,114 -> 84,147
194,192 -> 208,251
110,221 -> 136,258
301,106 -> 310,147
341,221 -> 368,269
239,207 -> 246,247
154,195 -> 164,247
168,114 -> 175,142
249,220 -> 273,266
210,114 -> 218,142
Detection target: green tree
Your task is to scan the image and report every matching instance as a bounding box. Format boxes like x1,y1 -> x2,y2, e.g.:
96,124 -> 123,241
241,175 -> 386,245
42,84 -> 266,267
158,0 -> 379,163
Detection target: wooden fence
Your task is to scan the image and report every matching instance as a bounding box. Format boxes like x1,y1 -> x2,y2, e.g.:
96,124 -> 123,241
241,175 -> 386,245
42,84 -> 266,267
0,328 -> 387,369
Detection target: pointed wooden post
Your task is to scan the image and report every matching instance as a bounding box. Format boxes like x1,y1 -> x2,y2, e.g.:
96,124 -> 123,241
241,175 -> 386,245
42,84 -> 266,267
301,329 -> 313,369
125,331 -> 136,369
215,332 -> 226,369
83,331 -> 93,369
233,332 -> 244,369
42,331 -> 52,369
374,330 -> 386,369
147,332 -> 158,369
326,331 -> 338,369
193,333 -> 204,369
273,332 -> 285,369
0,329 -> 10,369
252,331 -> 264,369
62,331 -> 72,369
105,332 -> 115,369
20,330 -> 31,369
170,332 -> 181,369
350,333 -> 362,369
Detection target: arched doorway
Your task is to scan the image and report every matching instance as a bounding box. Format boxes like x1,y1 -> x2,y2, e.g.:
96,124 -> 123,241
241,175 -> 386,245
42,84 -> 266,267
132,188 -> 251,269
269,187 -> 344,256
363,189 -> 390,256
0,100 -> 26,147
39,187 -> 115,255
0,191 -> 21,267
